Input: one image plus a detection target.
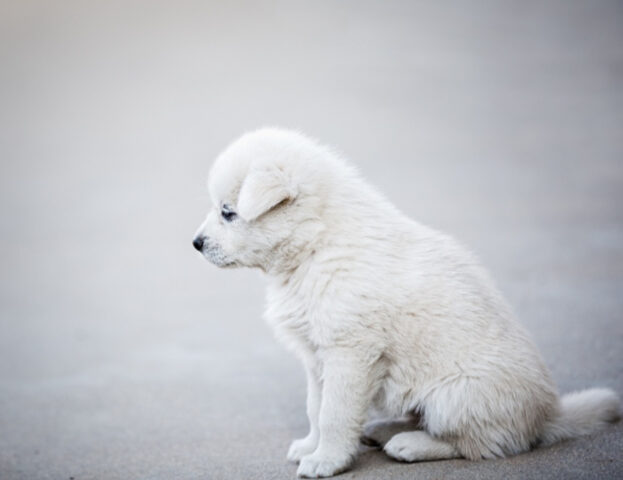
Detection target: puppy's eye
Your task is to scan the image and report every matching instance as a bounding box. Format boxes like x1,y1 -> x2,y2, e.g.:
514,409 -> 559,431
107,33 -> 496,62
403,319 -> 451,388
221,205 -> 237,222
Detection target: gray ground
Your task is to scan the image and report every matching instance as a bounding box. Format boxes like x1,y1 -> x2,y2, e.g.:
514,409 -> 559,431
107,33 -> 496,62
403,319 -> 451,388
1,1 -> 622,479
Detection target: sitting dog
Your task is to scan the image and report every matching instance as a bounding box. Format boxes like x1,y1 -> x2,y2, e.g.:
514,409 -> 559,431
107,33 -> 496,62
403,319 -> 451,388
193,128 -> 619,478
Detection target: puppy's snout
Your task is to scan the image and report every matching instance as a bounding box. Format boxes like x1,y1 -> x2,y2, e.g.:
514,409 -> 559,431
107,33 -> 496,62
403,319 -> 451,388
193,236 -> 205,252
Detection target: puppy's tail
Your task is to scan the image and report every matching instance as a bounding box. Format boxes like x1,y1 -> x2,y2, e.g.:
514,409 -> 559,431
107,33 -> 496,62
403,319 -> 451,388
539,388 -> 620,446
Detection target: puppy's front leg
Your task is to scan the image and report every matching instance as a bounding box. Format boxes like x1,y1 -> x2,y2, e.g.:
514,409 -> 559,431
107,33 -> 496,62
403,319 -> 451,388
297,347 -> 377,478
288,355 -> 321,462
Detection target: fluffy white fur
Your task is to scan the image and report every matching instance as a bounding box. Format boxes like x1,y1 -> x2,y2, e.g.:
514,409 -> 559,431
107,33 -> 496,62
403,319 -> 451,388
193,128 -> 620,478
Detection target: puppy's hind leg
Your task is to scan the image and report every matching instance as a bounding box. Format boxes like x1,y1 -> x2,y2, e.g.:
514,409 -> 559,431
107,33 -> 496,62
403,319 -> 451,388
384,431 -> 461,462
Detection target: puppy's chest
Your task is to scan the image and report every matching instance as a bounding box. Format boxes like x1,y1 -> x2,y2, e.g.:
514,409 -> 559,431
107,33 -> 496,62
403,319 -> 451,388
264,281 -> 327,349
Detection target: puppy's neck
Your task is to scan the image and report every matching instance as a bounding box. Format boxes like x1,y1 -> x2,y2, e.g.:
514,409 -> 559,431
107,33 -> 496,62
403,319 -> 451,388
263,223 -> 325,278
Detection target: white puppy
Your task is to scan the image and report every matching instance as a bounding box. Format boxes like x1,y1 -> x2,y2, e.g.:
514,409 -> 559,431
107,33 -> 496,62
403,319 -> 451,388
193,128 -> 619,478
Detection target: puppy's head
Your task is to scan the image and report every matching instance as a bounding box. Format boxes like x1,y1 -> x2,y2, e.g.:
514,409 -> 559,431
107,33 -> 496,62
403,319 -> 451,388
193,128 -> 328,272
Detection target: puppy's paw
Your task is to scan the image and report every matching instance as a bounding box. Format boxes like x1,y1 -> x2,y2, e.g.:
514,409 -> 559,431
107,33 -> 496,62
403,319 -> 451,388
287,435 -> 318,463
296,451 -> 352,478
362,415 -> 422,447
383,431 -> 459,462
384,433 -> 419,462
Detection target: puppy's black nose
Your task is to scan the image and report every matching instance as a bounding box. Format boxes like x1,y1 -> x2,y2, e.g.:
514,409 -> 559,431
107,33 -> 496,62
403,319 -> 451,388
193,236 -> 204,251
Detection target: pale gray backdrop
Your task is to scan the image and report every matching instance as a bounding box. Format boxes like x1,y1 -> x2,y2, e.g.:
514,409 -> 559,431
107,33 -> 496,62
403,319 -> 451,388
1,1 -> 622,479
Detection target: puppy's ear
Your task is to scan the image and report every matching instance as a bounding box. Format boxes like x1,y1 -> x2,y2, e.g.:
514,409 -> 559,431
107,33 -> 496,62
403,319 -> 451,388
237,165 -> 295,221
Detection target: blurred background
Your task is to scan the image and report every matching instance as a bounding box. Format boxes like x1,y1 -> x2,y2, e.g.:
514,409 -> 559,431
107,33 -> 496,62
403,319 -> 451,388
1,1 -> 622,479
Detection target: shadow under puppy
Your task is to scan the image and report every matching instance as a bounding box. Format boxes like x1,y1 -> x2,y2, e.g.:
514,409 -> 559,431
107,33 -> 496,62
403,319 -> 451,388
193,128 -> 620,478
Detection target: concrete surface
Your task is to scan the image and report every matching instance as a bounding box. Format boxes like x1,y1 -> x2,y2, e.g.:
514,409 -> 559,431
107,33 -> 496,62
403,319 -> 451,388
1,1 -> 622,479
